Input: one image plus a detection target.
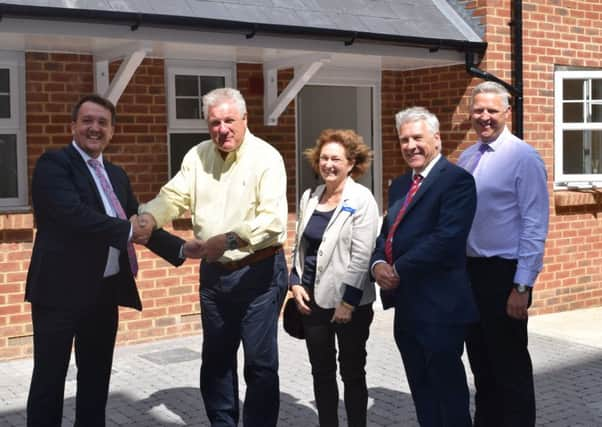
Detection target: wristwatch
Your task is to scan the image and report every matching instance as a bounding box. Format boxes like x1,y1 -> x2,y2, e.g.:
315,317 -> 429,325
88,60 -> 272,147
514,284 -> 530,294
225,232 -> 238,250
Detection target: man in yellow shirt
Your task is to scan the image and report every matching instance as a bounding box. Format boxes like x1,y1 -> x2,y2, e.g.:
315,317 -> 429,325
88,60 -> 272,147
139,88 -> 288,427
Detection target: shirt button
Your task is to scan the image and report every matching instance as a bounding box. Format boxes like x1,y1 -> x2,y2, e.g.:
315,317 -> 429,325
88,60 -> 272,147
319,250 -> 323,256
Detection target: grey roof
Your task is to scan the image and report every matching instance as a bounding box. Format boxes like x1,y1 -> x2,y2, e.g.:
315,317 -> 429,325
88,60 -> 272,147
0,0 -> 483,44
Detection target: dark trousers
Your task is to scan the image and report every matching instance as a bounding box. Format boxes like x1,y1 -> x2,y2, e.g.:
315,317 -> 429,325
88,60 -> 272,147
465,257 -> 535,427
199,252 -> 288,427
394,314 -> 472,427
26,284 -> 119,427
302,300 -> 374,427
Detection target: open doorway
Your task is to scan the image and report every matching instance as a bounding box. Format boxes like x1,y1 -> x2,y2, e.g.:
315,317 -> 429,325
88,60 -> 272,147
297,85 -> 374,200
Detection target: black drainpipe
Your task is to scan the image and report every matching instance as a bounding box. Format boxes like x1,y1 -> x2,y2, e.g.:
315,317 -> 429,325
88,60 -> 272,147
465,0 -> 523,139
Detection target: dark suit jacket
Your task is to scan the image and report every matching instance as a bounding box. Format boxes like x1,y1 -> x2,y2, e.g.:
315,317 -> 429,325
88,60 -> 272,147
371,157 -> 478,327
26,144 -> 184,310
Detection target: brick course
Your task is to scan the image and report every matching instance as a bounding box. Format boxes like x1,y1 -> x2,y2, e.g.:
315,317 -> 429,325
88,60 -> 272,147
1,0 -> 602,359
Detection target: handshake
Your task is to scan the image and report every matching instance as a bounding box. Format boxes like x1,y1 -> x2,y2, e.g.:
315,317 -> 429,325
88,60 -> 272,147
130,213 -> 157,245
129,213 -> 230,262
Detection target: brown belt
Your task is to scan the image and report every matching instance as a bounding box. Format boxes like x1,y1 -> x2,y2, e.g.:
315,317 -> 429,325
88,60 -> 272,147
220,245 -> 283,271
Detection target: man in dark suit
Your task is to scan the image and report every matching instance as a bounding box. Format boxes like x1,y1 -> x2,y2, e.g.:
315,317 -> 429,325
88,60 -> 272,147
371,107 -> 478,427
25,94 -> 186,427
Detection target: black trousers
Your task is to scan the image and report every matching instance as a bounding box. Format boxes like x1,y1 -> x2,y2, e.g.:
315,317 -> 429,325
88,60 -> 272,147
27,278 -> 119,427
199,252 -> 288,427
302,300 -> 374,427
465,257 -> 535,427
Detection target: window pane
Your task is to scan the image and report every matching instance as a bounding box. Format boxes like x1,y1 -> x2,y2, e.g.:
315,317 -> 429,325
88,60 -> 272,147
200,76 -> 225,97
563,130 -> 602,174
563,79 -> 584,100
0,69 -> 8,93
169,133 -> 208,178
593,104 -> 602,123
563,102 -> 583,122
0,134 -> 18,198
592,79 -> 602,100
200,77 -> 225,119
175,99 -> 200,119
175,75 -> 198,97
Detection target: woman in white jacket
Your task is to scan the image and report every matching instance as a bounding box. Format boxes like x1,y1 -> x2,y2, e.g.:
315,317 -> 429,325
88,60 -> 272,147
290,129 -> 380,427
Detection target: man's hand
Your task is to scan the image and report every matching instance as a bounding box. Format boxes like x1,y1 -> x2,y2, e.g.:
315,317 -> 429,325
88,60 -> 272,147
203,234 -> 229,262
507,288 -> 530,320
138,213 -> 157,230
130,214 -> 153,245
373,263 -> 400,290
291,284 -> 311,315
182,239 -> 206,259
332,302 -> 353,324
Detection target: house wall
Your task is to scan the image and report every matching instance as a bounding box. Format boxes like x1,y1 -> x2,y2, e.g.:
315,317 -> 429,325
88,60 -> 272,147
0,56 -> 297,360
1,0 -> 602,360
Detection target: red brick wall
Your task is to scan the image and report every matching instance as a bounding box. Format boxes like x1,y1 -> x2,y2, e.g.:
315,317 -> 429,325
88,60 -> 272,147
0,56 -> 298,360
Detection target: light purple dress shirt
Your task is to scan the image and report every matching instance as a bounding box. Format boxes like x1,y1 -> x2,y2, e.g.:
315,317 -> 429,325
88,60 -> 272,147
457,127 -> 549,287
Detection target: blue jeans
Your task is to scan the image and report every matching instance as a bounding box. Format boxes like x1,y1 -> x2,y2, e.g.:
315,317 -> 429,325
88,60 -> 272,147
199,251 -> 288,427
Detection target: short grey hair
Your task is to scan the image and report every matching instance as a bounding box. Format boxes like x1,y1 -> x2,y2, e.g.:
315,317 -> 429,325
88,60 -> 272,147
394,106 -> 440,135
202,87 -> 247,119
470,81 -> 511,109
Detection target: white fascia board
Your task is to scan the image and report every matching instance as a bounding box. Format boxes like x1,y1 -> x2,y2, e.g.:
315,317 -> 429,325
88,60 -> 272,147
0,17 -> 466,64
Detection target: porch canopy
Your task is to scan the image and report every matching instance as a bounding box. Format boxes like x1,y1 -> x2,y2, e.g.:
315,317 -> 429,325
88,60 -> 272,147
0,0 -> 486,123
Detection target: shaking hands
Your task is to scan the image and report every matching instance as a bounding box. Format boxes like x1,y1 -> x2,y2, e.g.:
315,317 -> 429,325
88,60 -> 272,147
182,234 -> 230,262
130,213 -> 156,245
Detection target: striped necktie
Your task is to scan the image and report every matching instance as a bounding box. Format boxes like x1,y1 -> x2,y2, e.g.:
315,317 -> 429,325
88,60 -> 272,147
88,158 -> 139,277
385,174 -> 423,264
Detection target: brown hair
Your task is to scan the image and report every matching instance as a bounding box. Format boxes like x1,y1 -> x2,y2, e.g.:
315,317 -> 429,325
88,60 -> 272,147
304,129 -> 373,179
71,94 -> 117,126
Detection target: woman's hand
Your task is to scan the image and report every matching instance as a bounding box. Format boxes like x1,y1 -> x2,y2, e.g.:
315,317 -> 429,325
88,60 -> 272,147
331,302 -> 354,324
291,285 -> 311,315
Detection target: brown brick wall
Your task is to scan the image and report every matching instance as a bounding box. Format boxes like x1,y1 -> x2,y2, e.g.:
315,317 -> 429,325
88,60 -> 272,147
0,56 -> 298,360
2,0 -> 602,360
381,0 -> 602,314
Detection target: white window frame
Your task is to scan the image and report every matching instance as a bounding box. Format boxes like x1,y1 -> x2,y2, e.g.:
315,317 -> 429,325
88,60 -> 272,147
554,70 -> 602,189
0,51 -> 27,209
165,60 -> 235,176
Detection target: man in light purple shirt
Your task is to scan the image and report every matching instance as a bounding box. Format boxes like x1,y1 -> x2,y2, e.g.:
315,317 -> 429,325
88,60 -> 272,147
458,81 -> 549,427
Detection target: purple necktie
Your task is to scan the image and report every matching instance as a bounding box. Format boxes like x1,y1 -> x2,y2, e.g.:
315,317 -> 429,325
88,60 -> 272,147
463,143 -> 489,174
88,158 -> 139,277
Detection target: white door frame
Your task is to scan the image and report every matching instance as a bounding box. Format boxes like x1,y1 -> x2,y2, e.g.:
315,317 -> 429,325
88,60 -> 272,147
295,66 -> 383,209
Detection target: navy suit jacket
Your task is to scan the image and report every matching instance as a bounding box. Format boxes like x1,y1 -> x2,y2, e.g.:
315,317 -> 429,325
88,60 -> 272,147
26,144 -> 184,310
371,157 -> 478,327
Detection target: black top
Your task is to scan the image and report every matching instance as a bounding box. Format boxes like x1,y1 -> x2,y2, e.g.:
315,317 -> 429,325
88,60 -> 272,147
290,208 -> 362,306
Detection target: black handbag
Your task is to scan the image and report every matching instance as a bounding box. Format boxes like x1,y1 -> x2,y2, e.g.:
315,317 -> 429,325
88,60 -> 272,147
283,297 -> 305,339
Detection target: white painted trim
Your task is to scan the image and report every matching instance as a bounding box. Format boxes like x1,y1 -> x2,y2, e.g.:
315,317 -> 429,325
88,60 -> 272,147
104,48 -> 148,105
294,68 -> 384,210
165,61 -> 235,177
554,70 -> 602,186
0,18 -> 467,68
0,51 -> 27,209
263,54 -> 331,125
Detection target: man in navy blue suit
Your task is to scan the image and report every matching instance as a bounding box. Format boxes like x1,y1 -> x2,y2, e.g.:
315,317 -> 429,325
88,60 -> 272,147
371,107 -> 478,427
25,94 -> 187,427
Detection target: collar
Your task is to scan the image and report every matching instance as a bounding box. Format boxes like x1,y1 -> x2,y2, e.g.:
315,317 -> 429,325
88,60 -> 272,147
478,126 -> 510,152
212,128 -> 251,162
413,153 -> 441,179
72,140 -> 104,166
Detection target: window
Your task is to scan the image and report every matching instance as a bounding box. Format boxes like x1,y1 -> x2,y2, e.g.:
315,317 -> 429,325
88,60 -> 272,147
0,52 -> 26,209
166,62 -> 234,177
554,70 -> 602,187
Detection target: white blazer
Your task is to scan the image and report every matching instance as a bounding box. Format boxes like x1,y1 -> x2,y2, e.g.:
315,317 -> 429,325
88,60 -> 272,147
292,177 -> 380,309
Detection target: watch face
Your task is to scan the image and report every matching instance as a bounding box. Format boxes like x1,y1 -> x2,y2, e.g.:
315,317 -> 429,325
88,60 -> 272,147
515,284 -> 529,294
